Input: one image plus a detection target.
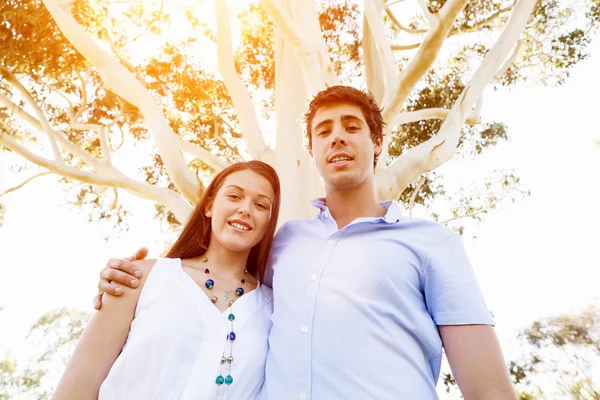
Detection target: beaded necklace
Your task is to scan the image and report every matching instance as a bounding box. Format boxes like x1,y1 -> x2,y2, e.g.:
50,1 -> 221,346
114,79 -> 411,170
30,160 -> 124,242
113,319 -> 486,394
201,256 -> 247,396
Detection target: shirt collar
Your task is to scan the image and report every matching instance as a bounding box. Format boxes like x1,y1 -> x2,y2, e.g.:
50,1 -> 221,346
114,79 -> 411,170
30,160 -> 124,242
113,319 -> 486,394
309,198 -> 402,224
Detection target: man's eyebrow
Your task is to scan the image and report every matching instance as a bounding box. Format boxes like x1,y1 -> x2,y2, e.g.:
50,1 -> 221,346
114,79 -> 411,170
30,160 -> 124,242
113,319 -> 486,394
340,114 -> 364,124
224,185 -> 272,203
313,119 -> 333,131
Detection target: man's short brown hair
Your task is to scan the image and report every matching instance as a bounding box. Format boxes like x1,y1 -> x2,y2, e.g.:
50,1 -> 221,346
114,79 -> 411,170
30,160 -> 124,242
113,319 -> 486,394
304,85 -> 385,168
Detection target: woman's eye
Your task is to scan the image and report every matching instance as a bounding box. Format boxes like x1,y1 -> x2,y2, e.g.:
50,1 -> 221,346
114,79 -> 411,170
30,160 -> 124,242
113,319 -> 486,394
228,194 -> 241,200
255,202 -> 268,210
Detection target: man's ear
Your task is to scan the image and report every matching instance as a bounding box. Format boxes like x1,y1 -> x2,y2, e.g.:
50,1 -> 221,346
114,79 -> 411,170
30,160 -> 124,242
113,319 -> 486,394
374,135 -> 383,158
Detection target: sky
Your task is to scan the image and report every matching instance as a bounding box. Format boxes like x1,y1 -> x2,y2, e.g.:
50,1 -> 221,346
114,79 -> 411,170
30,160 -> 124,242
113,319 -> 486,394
1,20 -> 600,400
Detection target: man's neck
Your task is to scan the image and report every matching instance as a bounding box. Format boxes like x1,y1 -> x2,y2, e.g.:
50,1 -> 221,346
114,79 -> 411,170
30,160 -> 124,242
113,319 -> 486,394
325,181 -> 386,229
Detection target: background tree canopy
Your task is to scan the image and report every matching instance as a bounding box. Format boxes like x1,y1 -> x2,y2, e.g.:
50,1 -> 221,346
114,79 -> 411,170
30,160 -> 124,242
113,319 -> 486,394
0,0 -> 598,233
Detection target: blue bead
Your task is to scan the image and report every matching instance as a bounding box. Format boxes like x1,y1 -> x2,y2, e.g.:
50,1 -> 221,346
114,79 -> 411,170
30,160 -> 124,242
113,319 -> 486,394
205,279 -> 214,289
235,287 -> 244,296
216,375 -> 224,385
225,375 -> 233,385
228,313 -> 235,321
229,331 -> 236,340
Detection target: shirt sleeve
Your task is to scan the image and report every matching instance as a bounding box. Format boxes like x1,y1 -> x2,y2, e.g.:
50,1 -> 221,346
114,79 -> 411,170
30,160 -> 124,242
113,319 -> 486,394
423,233 -> 495,326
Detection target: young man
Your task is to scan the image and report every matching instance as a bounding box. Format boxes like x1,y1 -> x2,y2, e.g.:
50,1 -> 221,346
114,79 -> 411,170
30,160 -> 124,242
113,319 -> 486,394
95,86 -> 516,399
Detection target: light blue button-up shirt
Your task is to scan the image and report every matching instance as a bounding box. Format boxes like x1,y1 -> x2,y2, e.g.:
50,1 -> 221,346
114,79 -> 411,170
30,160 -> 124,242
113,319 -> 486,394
262,199 -> 494,400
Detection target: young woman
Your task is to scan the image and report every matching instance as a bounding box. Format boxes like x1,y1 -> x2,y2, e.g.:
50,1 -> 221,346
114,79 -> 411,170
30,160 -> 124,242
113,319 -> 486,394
52,161 -> 281,400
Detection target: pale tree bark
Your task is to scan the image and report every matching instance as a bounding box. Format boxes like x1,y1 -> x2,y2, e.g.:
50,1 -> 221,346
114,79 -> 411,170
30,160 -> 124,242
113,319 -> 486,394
376,0 -> 539,200
1,0 -> 539,225
269,0 -> 332,222
42,0 -> 203,204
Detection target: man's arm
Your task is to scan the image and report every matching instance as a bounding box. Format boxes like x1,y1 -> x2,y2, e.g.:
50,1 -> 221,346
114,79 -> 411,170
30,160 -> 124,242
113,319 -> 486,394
53,259 -> 154,399
93,247 -> 148,310
440,324 -> 517,400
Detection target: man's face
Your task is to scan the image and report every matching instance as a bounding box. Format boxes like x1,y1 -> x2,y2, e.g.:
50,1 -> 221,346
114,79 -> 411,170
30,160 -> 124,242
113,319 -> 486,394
309,103 -> 382,191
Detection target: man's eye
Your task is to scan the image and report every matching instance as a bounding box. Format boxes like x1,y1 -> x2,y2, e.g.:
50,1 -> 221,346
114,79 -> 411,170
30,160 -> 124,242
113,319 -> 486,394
347,125 -> 359,131
318,130 -> 330,136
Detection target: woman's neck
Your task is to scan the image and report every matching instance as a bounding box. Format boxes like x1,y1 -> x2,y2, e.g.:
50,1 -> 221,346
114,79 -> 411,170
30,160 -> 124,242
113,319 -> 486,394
185,243 -> 249,279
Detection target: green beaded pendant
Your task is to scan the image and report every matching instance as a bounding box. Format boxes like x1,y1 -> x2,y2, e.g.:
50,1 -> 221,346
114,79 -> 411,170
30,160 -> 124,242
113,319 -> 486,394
228,313 -> 235,321
225,375 -> 233,385
216,375 -> 224,385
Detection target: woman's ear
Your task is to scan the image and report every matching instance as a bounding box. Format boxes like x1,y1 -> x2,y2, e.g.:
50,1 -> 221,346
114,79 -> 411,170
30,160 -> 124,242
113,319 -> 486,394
205,197 -> 214,218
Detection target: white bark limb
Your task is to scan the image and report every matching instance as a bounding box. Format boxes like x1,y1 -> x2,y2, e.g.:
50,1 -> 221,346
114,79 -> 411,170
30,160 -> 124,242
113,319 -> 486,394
0,93 -> 127,177
273,0 -> 324,222
363,0 -> 399,91
213,0 -> 270,162
0,172 -> 53,199
177,138 -> 228,172
42,0 -> 200,203
3,71 -> 63,162
416,0 -> 437,27
494,39 -> 523,81
0,131 -> 192,222
382,0 -> 468,119
377,0 -> 537,201
393,108 -> 482,126
385,7 -> 427,34
363,16 -> 385,104
258,0 -> 335,95
391,42 -> 422,51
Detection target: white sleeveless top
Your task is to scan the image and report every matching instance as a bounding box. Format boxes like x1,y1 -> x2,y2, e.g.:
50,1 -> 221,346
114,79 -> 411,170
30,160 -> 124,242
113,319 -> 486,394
99,258 -> 273,400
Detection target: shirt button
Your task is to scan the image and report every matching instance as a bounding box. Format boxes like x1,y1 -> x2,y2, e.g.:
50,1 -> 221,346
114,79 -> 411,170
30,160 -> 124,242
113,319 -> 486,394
301,326 -> 309,334
310,274 -> 318,281
299,393 -> 307,400
328,239 -> 336,245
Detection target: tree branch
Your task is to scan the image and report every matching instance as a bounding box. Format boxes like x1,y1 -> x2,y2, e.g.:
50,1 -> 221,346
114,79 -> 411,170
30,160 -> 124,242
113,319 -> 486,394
363,0 -> 399,91
408,175 -> 425,217
0,92 -> 127,178
258,0 -> 336,94
385,7 -> 427,34
394,107 -> 481,126
391,42 -> 422,51
416,0 -> 437,27
177,138 -> 228,172
382,0 -> 469,119
363,15 -> 385,104
450,5 -> 515,36
494,39 -> 523,81
0,130 -> 192,223
1,70 -> 63,163
438,192 -> 512,224
214,0 -> 270,161
0,172 -> 53,199
42,0 -> 200,203
377,0 -> 537,200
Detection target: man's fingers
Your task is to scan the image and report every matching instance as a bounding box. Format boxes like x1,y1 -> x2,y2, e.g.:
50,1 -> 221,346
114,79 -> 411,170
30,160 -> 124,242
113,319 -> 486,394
98,280 -> 124,296
93,292 -> 103,310
106,258 -> 142,280
133,247 -> 148,262
100,267 -> 139,288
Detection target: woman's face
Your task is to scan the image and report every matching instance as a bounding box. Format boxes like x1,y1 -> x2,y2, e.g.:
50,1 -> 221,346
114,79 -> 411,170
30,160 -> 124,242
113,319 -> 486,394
207,170 -> 275,254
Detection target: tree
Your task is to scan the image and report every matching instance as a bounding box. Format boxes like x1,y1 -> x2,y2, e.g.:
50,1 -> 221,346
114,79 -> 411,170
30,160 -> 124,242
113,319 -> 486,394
0,0 -> 598,228
0,308 -> 90,399
442,304 -> 600,399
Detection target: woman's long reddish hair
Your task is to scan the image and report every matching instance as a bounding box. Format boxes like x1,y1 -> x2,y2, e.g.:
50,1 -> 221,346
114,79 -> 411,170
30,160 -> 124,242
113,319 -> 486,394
165,161 -> 281,281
